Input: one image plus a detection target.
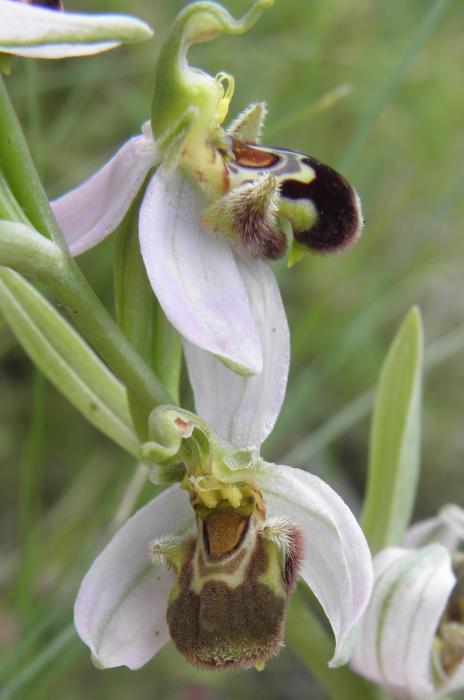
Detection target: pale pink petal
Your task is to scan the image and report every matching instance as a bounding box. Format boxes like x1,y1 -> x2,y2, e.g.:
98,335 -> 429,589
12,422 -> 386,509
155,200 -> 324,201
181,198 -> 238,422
253,463 -> 373,667
139,171 -> 262,375
0,0 -> 153,58
351,545 -> 455,700
404,504 -> 464,551
184,252 -> 289,448
74,486 -> 194,670
52,126 -> 158,255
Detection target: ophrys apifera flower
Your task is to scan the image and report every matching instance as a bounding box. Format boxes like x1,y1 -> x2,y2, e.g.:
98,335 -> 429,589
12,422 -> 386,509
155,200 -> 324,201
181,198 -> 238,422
74,278 -> 373,671
51,0 -> 363,376
352,504 -> 464,699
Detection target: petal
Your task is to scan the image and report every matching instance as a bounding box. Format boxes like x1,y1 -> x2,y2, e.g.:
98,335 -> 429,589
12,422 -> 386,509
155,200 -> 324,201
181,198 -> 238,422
139,171 -> 263,375
184,252 -> 289,449
74,486 -> 194,670
253,463 -> 373,667
404,504 -> 464,551
0,0 -> 153,58
351,545 -> 455,700
52,126 -> 158,256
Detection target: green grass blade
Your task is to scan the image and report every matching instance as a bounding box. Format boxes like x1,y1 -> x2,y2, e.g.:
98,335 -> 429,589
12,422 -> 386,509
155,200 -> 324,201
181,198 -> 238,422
338,0 -> 450,172
362,307 -> 424,554
0,269 -> 139,457
0,623 -> 75,700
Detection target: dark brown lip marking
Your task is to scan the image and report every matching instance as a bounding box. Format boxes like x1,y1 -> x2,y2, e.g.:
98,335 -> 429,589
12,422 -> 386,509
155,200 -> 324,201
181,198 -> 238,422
21,0 -> 63,9
281,155 -> 361,253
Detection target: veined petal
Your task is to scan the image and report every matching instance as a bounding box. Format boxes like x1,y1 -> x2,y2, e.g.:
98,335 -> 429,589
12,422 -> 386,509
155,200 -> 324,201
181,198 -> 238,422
184,252 -> 289,449
139,171 -> 262,375
351,545 -> 455,700
253,463 -> 373,667
52,126 -> 158,256
404,504 -> 464,551
0,0 -> 153,58
74,486 -> 194,670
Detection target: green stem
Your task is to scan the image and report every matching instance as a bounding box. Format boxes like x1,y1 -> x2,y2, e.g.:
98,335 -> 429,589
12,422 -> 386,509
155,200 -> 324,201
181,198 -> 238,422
49,261 -> 173,416
0,79 -> 173,414
286,590 -> 387,700
0,75 -> 64,246
153,303 -> 182,405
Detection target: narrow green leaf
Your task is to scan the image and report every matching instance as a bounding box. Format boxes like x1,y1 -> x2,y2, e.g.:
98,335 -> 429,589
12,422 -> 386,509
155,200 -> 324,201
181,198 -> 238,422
0,269 -> 139,457
362,307 -> 424,554
114,198 -> 157,440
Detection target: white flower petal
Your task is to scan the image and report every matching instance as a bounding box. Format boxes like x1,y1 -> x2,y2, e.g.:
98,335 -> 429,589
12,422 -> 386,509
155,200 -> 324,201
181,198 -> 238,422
52,127 -> 158,255
5,40 -> 119,58
0,0 -> 153,58
184,253 -> 289,449
351,545 -> 455,700
139,171 -> 263,375
404,504 -> 464,551
253,463 -> 373,667
74,486 -> 194,670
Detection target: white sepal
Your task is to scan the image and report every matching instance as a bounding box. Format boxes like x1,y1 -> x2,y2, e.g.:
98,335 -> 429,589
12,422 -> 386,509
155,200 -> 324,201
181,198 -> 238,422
351,545 -> 455,700
52,124 -> 158,255
139,170 -> 263,376
253,463 -> 374,667
0,0 -> 153,58
185,251 -> 289,449
404,504 -> 464,551
74,486 -> 194,670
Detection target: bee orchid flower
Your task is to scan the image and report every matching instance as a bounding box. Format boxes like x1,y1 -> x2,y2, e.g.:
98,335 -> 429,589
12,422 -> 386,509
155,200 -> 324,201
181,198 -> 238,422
0,0 -> 153,59
351,504 -> 464,699
74,268 -> 373,672
51,0 -> 363,376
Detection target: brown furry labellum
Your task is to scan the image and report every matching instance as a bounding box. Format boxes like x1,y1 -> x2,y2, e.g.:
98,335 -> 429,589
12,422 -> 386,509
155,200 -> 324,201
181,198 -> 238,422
165,509 -> 302,670
203,135 -> 364,261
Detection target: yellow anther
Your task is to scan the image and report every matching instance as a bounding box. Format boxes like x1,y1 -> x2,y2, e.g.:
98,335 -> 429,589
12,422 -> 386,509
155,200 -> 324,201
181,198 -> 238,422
215,72 -> 235,127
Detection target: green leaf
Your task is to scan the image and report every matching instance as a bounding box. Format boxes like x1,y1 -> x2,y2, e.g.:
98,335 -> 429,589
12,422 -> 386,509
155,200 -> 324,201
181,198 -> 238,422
0,269 -> 139,457
362,307 -> 424,554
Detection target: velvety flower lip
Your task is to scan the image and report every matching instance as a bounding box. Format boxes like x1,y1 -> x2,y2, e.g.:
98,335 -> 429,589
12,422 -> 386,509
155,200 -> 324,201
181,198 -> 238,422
51,124 -> 277,376
0,0 -> 153,58
352,507 -> 464,700
75,467 -> 373,671
74,295 -> 373,670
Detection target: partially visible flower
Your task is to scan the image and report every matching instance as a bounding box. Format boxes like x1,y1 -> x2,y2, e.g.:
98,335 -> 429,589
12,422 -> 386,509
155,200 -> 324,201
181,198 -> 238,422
51,1 -> 363,376
74,278 -> 373,671
0,0 -> 153,59
352,504 -> 464,699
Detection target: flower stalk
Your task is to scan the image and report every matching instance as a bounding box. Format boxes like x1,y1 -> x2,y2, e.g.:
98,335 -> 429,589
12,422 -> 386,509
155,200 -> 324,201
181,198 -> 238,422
0,75 -> 174,414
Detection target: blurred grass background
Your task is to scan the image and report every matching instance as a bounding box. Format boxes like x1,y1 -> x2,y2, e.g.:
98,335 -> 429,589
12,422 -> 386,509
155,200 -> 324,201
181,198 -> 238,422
1,0 -> 464,698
